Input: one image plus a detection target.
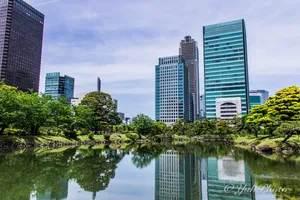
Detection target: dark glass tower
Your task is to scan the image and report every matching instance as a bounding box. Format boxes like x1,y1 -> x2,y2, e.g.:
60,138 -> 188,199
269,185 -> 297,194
0,0 -> 44,92
97,77 -> 101,92
179,36 -> 200,122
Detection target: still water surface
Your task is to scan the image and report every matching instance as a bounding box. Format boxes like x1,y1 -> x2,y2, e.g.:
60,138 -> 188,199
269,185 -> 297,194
0,143 -> 299,200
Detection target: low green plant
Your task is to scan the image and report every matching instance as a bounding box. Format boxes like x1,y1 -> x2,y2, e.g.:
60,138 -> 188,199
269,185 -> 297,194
126,133 -> 139,141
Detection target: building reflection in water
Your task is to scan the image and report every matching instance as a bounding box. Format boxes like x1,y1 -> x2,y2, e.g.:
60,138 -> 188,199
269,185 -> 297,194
36,179 -> 68,200
155,151 -> 255,200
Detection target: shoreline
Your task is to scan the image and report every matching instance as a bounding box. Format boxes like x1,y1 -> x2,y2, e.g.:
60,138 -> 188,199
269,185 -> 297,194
0,134 -> 299,158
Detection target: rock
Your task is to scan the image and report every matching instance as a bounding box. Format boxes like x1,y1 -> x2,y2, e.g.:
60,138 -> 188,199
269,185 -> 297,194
259,145 -> 273,153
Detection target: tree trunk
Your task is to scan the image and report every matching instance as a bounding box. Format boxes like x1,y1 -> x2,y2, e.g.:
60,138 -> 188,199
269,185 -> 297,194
282,131 -> 293,143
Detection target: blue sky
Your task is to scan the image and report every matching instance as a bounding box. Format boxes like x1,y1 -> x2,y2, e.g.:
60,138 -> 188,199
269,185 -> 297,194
25,0 -> 300,119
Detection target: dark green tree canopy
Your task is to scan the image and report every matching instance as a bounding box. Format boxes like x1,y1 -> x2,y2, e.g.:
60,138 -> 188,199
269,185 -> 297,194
80,91 -> 121,126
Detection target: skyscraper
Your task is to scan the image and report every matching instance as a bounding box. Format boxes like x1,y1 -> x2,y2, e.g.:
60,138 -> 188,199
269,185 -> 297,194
155,55 -> 190,125
113,99 -> 118,111
0,0 -> 44,92
179,36 -> 200,122
97,77 -> 101,92
45,72 -> 75,104
203,19 -> 249,119
249,90 -> 269,110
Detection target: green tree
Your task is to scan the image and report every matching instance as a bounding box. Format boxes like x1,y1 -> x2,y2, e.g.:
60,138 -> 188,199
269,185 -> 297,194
274,121 -> 300,143
172,119 -> 188,135
19,93 -> 53,135
0,84 -> 24,134
132,114 -> 154,139
152,121 -> 167,135
80,91 -> 121,132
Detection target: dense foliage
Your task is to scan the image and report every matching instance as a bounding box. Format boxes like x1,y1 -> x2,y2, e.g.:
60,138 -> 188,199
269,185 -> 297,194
1,82 -> 300,144
0,82 -> 121,138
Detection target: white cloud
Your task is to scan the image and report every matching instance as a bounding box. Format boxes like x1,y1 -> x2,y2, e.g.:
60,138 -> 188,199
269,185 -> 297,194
22,0 -> 300,117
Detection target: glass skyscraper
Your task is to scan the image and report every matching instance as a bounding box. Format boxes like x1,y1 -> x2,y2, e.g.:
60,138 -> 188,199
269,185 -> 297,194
45,72 -> 75,104
203,19 -> 249,118
0,0 -> 44,92
249,90 -> 269,110
179,36 -> 200,122
155,55 -> 190,124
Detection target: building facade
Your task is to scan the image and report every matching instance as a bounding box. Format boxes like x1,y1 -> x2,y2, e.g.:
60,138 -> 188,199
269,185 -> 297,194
203,19 -> 249,118
45,72 -> 75,103
118,112 -> 125,121
113,99 -> 118,111
216,97 -> 242,119
179,36 -> 200,122
249,90 -> 269,110
0,0 -> 44,92
155,55 -> 190,125
200,94 -> 206,118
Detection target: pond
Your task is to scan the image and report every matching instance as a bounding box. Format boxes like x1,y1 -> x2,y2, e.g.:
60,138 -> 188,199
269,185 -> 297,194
0,143 -> 299,200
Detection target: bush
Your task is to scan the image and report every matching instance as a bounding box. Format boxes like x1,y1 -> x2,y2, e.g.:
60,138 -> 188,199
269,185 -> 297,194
81,129 -> 91,135
125,133 -> 139,141
88,133 -> 94,140
104,133 -> 110,140
4,128 -> 26,136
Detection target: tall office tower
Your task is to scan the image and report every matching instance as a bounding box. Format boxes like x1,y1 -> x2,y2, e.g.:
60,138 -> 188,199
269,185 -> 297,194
113,99 -> 118,111
45,72 -> 75,104
249,90 -> 269,110
203,19 -> 249,119
179,36 -> 200,122
155,55 -> 190,125
97,77 -> 101,92
0,0 -> 44,92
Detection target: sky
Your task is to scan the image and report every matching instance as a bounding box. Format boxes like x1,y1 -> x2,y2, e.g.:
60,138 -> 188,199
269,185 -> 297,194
24,0 -> 300,119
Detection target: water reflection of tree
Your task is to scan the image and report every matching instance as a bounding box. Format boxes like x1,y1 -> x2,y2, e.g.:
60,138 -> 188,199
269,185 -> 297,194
0,147 -> 125,200
131,144 -> 167,169
70,148 -> 123,197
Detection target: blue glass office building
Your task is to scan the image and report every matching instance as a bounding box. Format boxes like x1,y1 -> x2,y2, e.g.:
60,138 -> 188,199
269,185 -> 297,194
45,72 -> 75,104
203,19 -> 250,118
250,90 -> 269,110
155,56 -> 190,124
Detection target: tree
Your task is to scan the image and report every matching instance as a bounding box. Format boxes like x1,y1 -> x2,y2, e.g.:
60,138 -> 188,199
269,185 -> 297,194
274,121 -> 300,143
0,83 -> 24,134
246,86 -> 300,136
132,114 -> 154,139
152,121 -> 167,135
80,91 -> 121,132
172,119 -> 188,135
19,93 -> 53,135
215,120 -> 231,136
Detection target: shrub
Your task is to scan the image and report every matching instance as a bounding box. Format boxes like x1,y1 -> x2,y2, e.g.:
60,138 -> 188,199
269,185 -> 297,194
81,129 -> 91,135
88,133 -> 94,140
126,133 -> 139,141
104,133 -> 110,140
4,128 -> 26,136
